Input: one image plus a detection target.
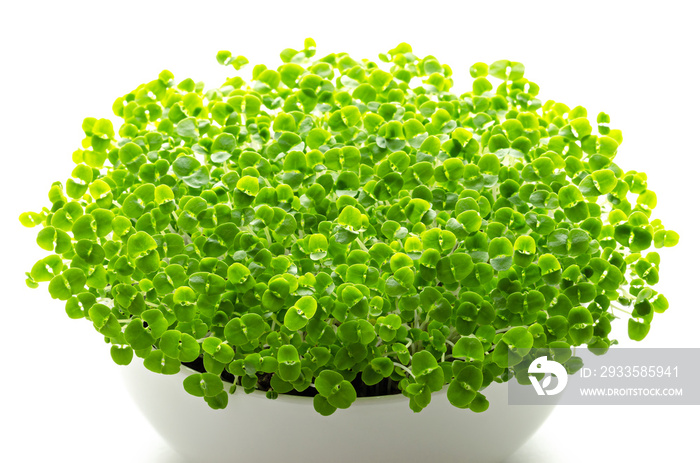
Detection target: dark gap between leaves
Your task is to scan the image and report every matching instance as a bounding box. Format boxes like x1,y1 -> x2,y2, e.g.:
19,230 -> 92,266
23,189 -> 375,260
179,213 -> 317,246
183,356 -> 403,398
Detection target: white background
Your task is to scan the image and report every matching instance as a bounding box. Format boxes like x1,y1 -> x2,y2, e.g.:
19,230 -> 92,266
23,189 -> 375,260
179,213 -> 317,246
1,1 -> 698,462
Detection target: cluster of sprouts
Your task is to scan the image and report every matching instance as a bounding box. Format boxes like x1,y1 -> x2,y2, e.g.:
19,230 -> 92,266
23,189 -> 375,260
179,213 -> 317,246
21,40 -> 677,414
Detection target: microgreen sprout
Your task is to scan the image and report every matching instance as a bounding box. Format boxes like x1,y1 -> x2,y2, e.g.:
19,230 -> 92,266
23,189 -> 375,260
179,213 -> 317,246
20,39 -> 678,415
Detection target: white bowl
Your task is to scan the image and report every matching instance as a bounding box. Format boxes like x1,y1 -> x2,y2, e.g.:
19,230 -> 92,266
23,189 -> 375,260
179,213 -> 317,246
121,362 -> 556,463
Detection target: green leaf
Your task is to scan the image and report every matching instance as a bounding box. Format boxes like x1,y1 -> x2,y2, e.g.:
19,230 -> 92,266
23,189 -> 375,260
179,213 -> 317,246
176,117 -> 198,138
315,370 -> 356,409
88,304 -> 121,337
313,394 -> 337,416
160,330 -> 200,362
353,83 -> 377,103
36,227 -> 72,253
48,269 -> 86,300
110,346 -> 134,366
412,351 -> 444,392
628,319 -> 650,341
489,60 -> 525,81
447,364 -> 483,408
368,69 -> 393,90
183,373 -> 224,397
513,235 -> 536,267
144,350 -> 181,375
452,336 -> 484,361
284,296 -> 317,331
277,345 -> 301,382
337,205 -> 363,231
127,231 -> 160,273
488,237 -> 513,272
224,313 -> 267,345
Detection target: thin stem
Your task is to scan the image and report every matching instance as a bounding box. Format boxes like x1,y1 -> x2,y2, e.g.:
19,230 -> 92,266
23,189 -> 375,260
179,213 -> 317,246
610,303 -> 633,316
269,314 -> 281,332
96,298 -> 115,308
419,314 -> 431,331
447,327 -> 459,343
393,362 -> 415,379
495,327 -> 514,333
618,287 -> 634,300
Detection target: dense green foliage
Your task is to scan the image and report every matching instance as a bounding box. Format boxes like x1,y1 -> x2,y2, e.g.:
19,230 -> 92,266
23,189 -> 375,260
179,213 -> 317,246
21,39 -> 678,415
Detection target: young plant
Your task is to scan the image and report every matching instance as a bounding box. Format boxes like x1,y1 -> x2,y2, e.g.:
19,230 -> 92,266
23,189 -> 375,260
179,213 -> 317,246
20,39 -> 678,415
